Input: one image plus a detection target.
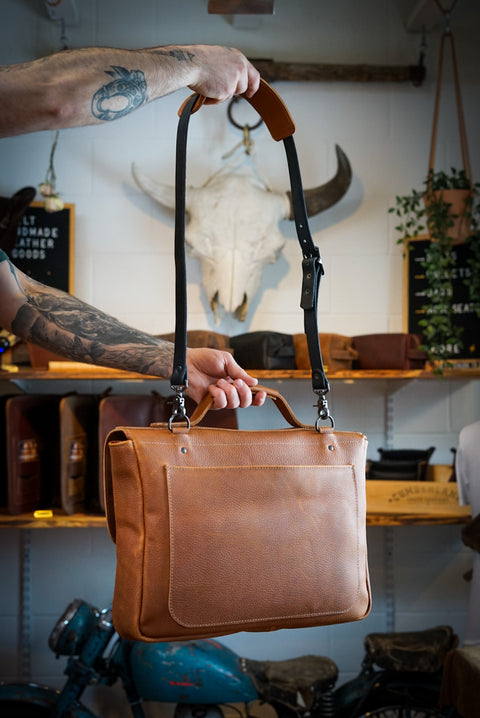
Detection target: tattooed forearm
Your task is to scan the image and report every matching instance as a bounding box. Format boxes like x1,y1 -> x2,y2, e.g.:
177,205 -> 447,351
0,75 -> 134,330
10,282 -> 173,376
91,66 -> 148,121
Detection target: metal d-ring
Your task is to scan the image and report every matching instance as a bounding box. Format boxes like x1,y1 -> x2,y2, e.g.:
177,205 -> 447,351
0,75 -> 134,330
314,391 -> 335,431
227,96 -> 263,132
168,386 -> 191,432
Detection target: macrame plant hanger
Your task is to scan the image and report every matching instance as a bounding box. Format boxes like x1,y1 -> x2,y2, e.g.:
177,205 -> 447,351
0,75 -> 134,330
428,0 -> 473,242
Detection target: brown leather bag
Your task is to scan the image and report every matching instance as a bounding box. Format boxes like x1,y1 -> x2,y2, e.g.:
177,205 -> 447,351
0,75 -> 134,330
294,333 -> 358,372
157,330 -> 231,352
104,386 -> 370,642
103,80 -> 370,642
352,333 -> 427,370
59,394 -> 101,515
6,394 -> 60,514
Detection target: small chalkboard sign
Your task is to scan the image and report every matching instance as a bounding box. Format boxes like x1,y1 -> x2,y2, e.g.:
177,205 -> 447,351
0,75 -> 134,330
10,202 -> 74,293
404,235 -> 480,361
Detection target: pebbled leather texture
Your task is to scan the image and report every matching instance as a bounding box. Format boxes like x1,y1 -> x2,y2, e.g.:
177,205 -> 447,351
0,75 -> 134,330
105,396 -> 371,642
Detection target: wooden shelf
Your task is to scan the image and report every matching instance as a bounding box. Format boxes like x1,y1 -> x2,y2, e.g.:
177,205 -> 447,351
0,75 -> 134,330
2,367 -> 480,382
0,480 -> 470,529
0,512 -> 469,529
0,510 -> 107,529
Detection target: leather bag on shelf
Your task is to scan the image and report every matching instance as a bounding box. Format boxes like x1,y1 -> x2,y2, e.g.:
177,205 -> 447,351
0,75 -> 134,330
104,80 -> 371,642
59,394 -> 102,515
352,333 -> 427,370
230,331 -> 296,369
366,446 -> 436,481
293,333 -> 358,373
6,394 -> 60,514
157,330 -> 232,352
0,394 -> 17,508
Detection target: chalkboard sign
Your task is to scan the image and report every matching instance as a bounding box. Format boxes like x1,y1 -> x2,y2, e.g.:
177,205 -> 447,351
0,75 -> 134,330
10,202 -> 74,292
404,235 -> 480,361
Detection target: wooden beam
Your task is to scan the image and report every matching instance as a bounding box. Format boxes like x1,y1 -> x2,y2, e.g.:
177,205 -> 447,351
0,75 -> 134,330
208,0 -> 274,14
250,58 -> 426,85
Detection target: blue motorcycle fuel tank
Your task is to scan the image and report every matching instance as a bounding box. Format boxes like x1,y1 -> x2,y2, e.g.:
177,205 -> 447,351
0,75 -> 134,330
126,638 -> 258,703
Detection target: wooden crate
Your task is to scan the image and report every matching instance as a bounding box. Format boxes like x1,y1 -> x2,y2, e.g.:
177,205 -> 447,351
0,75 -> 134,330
366,474 -> 471,525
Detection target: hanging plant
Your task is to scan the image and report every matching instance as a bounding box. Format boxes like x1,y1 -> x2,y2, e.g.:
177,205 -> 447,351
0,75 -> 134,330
423,167 -> 473,243
39,130 -> 64,213
390,171 -> 480,367
389,4 -> 480,369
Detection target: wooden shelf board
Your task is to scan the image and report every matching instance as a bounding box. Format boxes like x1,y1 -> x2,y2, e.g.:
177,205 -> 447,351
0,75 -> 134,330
0,513 -> 469,528
0,487 -> 470,529
0,511 -> 107,529
2,367 -> 480,382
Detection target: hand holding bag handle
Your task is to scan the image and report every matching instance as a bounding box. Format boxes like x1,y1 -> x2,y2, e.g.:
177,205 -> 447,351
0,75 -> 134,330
171,79 -> 332,429
187,384 -> 315,430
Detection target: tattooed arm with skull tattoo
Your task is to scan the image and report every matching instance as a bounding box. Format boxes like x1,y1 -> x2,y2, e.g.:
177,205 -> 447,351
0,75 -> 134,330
0,44 -> 260,137
0,250 -> 265,408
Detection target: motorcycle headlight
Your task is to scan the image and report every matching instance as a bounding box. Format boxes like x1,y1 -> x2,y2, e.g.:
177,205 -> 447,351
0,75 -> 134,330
48,599 -> 100,656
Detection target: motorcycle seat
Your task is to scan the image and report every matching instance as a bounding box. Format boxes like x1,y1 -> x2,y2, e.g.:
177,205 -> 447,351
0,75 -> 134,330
363,625 -> 458,674
245,655 -> 338,709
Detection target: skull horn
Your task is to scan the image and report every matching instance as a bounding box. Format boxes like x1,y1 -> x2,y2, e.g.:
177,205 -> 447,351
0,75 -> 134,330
287,144 -> 352,219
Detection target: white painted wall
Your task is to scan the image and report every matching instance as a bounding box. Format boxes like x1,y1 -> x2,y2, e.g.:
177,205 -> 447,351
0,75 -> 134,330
1,0 -> 479,715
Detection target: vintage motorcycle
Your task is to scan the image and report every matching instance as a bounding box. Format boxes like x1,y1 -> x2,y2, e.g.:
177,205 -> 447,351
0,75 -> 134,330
0,598 -> 456,718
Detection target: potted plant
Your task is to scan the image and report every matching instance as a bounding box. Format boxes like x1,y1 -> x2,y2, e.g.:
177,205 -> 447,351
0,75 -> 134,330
390,168 -> 480,367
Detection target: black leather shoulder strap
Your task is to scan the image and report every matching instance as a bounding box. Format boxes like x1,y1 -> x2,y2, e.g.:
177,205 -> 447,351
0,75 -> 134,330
171,90 -> 331,421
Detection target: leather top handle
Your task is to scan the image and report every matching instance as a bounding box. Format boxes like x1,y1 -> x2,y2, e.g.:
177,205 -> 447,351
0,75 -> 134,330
185,385 -> 333,431
178,78 -> 296,142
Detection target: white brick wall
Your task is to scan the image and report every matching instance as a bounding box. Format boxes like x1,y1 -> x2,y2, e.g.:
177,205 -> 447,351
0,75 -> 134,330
1,0 -> 479,714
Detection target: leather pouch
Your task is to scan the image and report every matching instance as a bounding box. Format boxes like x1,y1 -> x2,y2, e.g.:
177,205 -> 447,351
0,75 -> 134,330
6,394 -> 60,514
352,333 -> 427,370
0,394 -> 18,508
293,333 -> 358,372
157,330 -> 231,352
27,343 -> 67,369
59,394 -> 101,515
367,446 -> 435,481
230,331 -> 295,369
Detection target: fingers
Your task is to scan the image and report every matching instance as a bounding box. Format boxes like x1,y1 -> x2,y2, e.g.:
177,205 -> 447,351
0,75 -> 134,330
221,352 -> 258,386
243,63 -> 261,98
185,347 -> 266,409
189,45 -> 260,104
209,378 -> 266,410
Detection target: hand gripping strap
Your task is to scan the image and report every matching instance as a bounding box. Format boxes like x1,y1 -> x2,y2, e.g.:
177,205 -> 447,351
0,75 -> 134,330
177,78 -> 295,142
171,81 -> 330,402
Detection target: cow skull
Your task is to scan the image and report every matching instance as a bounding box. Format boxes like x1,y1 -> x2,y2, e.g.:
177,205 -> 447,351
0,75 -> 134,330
132,145 -> 351,321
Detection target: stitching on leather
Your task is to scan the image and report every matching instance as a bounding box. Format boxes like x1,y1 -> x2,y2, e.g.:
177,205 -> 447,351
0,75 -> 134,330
165,464 -> 368,629
131,436 -> 148,638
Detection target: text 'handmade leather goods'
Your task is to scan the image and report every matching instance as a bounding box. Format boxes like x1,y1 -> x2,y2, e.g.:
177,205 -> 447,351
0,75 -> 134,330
104,79 -> 371,642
